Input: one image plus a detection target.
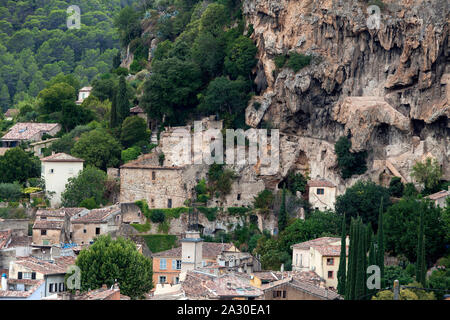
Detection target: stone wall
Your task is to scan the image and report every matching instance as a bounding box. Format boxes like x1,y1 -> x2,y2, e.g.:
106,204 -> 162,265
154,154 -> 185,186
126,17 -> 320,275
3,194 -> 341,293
0,219 -> 29,237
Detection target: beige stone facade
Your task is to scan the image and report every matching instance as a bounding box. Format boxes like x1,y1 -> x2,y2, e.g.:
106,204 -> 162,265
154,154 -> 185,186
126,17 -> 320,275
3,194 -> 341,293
291,237 -> 349,289
307,180 -> 337,211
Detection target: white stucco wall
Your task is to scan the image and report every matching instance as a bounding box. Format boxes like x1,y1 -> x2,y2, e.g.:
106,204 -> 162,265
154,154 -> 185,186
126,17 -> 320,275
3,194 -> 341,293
308,186 -> 337,211
42,161 -> 84,207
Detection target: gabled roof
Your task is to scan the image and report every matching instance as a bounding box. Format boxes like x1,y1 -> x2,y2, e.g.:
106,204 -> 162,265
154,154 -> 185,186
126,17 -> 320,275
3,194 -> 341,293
307,179 -> 336,188
71,205 -> 120,224
13,256 -> 75,275
291,237 -> 347,257
0,280 -> 44,298
130,106 -> 145,113
1,123 -> 60,141
426,190 -> 450,200
33,220 -> 64,230
40,152 -> 84,162
4,109 -> 19,118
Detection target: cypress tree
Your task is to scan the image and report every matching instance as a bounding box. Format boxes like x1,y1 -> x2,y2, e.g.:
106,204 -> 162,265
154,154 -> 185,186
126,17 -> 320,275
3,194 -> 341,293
355,218 -> 365,300
416,209 -> 427,286
337,214 -> 347,295
346,218 -> 358,300
278,186 -> 288,232
116,75 -> 129,125
368,228 -> 377,297
376,198 -> 385,288
110,91 -> 118,128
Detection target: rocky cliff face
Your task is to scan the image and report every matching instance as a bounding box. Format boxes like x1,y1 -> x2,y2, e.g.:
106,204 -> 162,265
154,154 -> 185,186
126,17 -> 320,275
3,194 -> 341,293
244,0 -> 449,192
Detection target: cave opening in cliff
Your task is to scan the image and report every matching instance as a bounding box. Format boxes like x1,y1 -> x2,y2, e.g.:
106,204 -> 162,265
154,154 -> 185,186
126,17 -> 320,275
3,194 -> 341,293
412,119 -> 426,137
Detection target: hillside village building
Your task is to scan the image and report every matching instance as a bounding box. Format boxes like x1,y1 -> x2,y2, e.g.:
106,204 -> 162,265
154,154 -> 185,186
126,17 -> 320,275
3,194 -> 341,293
1,122 -> 61,148
307,180 -> 337,211
291,237 -> 349,289
426,187 -> 450,208
27,138 -> 59,158
4,108 -> 18,121
8,256 -> 75,297
40,153 -> 84,207
75,86 -> 92,105
70,205 -> 121,245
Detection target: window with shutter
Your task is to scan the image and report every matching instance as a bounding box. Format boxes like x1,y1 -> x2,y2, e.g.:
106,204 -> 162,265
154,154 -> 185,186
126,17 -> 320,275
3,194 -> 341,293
18,272 -> 22,279
31,272 -> 36,279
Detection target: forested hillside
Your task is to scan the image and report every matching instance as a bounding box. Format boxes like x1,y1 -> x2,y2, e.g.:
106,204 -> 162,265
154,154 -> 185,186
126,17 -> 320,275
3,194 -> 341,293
0,0 -> 138,112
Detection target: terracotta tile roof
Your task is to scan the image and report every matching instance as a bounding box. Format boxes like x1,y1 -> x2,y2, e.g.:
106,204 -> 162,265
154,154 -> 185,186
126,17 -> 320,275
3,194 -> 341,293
289,279 -> 341,300
33,220 -> 64,230
36,208 -> 66,219
182,271 -> 263,299
4,109 -> 19,117
426,190 -> 450,200
130,106 -> 145,113
0,230 -> 12,249
40,152 -> 84,162
13,256 -> 75,275
1,122 -> 60,141
291,237 -> 347,257
307,179 -> 336,188
152,242 -> 234,259
0,280 -> 44,298
72,205 -> 120,224
62,208 -> 88,218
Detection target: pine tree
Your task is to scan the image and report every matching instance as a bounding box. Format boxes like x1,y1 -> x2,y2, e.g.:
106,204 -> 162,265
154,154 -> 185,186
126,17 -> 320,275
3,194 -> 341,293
416,210 -> 427,286
116,75 -> 129,125
0,84 -> 10,111
278,186 -> 288,232
337,214 -> 347,295
110,91 -> 118,128
376,198 -> 385,288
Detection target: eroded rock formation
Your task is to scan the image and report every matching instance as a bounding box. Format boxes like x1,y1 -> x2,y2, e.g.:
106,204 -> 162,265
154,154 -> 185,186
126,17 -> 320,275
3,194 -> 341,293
244,0 -> 449,189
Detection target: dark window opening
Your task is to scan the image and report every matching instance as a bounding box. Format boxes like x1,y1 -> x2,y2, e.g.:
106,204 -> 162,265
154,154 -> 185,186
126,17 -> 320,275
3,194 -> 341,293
317,188 -> 324,195
168,199 -> 172,208
95,227 -> 100,235
41,230 -> 47,235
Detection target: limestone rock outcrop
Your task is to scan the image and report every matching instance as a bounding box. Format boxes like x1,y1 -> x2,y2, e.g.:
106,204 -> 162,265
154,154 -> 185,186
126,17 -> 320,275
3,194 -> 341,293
244,0 -> 450,187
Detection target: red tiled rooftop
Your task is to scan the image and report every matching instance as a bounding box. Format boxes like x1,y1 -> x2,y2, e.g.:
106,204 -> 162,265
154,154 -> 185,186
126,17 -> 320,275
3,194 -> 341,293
33,220 -> 64,230
40,152 -> 84,162
71,205 -> 120,224
307,180 -> 336,188
4,109 -> 19,118
426,190 -> 450,200
13,256 -> 75,275
130,106 -> 145,113
291,237 -> 347,257
152,242 -> 234,259
0,280 -> 44,298
1,122 -> 60,141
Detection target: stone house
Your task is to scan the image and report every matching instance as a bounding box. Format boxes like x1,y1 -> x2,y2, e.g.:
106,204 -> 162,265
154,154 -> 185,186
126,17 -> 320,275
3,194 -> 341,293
32,208 -> 73,247
27,138 -> 59,158
40,153 -> 84,207
426,187 -> 450,208
1,122 -> 61,147
307,179 -> 337,211
45,283 -> 130,300
120,153 -> 192,209
70,205 -> 121,245
291,237 -> 349,289
129,106 -> 148,126
75,86 -> 92,105
8,256 -> 75,297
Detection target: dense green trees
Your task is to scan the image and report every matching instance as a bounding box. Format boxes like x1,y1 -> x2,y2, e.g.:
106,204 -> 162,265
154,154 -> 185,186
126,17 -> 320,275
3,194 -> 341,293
0,182 -> 22,201
0,147 -> 40,184
120,116 -> 150,148
337,214 -> 347,295
334,137 -> 368,179
61,165 -> 107,208
0,1 -> 124,107
335,180 -> 391,230
72,128 -> 122,170
74,235 -> 153,299
383,198 -> 446,265
411,157 -> 443,194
